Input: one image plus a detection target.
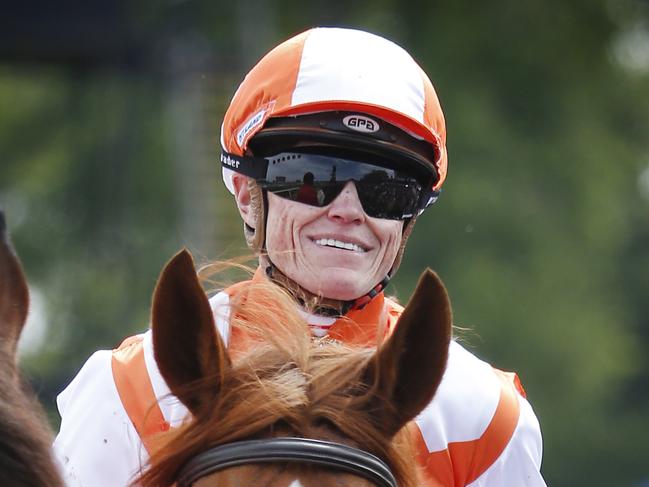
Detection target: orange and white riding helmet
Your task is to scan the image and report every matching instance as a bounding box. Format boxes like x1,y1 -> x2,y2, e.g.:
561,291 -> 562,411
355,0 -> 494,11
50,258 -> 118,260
221,27 -> 447,190
219,27 -> 448,309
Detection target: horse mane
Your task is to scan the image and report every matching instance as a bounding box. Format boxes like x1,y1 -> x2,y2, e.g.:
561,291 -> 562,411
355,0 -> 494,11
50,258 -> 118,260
136,276 -> 421,487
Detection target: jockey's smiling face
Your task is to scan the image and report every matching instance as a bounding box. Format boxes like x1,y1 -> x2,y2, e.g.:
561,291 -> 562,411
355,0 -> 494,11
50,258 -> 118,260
264,180 -> 403,301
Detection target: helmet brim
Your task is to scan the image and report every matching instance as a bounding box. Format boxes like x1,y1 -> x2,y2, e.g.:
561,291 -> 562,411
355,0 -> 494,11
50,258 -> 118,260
248,111 -> 440,188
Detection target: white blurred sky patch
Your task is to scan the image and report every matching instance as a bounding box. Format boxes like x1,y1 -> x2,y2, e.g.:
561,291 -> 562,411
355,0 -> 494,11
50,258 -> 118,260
639,162 -> 649,202
611,22 -> 649,73
18,285 -> 48,357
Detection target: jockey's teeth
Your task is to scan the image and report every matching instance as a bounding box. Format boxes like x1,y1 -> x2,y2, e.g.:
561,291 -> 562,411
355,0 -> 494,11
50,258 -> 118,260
315,238 -> 365,252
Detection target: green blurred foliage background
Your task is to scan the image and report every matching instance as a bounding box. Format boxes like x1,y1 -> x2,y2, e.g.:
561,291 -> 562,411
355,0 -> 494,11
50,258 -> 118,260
1,1 -> 648,485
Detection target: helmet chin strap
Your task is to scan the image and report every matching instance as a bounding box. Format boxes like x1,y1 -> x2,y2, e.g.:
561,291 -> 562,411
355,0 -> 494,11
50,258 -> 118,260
259,253 -> 391,317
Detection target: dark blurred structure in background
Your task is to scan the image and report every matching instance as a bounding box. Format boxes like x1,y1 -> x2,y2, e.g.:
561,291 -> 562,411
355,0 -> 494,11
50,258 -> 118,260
1,1 -> 649,485
1,0 -> 151,68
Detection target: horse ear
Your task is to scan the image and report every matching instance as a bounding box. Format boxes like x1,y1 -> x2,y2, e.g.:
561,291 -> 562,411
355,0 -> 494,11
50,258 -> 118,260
151,249 -> 230,415
365,269 -> 452,437
0,210 -> 29,363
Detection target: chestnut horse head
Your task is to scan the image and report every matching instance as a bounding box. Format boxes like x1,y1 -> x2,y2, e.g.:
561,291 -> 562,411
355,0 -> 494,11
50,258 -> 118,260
140,249 -> 452,487
0,210 -> 63,486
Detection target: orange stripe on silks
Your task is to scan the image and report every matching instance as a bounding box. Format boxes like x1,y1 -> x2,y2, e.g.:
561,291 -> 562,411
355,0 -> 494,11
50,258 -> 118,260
414,369 -> 521,486
111,336 -> 170,454
500,370 -> 527,398
413,429 -> 454,487
327,293 -> 387,347
325,295 -> 402,347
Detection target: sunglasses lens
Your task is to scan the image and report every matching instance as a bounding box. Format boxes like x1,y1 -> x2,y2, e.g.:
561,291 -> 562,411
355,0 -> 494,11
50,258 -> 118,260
259,153 -> 428,220
355,180 -> 422,219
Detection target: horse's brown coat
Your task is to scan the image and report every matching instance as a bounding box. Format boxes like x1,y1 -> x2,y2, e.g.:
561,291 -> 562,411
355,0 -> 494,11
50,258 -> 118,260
0,211 -> 63,487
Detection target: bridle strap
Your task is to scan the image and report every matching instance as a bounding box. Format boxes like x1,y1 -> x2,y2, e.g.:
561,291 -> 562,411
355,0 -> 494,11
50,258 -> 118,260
176,437 -> 397,487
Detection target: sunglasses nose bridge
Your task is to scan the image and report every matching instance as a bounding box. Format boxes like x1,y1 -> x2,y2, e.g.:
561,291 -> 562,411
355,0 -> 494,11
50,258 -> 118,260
326,181 -> 366,223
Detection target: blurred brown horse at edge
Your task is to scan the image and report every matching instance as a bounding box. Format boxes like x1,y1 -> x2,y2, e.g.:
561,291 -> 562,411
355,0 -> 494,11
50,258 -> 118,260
0,210 -> 63,487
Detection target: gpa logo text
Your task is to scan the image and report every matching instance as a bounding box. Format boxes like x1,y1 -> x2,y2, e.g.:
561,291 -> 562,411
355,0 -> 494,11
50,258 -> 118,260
343,115 -> 380,133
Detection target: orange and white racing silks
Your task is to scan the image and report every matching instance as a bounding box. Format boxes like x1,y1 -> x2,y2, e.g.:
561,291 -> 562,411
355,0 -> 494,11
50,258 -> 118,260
53,270 -> 545,487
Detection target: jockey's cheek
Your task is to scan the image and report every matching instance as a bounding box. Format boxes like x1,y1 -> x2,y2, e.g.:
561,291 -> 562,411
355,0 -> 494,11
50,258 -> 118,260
265,187 -> 403,301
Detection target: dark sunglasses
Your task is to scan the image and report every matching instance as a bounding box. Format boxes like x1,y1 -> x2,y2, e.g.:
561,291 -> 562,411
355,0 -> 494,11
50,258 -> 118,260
221,151 -> 438,220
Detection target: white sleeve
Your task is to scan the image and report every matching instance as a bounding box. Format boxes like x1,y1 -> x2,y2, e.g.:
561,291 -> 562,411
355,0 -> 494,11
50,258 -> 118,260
467,394 -> 546,487
53,350 -> 147,487
52,293 -> 230,487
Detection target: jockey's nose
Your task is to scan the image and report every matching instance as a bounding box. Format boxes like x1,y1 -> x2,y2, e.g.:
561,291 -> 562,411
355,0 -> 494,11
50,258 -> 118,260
327,182 -> 366,224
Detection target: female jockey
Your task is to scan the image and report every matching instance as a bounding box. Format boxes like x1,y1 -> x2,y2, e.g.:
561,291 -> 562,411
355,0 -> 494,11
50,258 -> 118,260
54,27 -> 546,486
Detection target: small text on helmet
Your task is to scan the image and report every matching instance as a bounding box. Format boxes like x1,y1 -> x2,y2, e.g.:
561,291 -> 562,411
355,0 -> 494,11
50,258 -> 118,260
343,115 -> 380,133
